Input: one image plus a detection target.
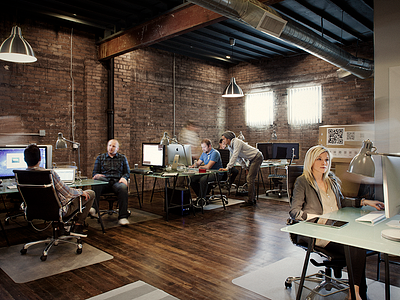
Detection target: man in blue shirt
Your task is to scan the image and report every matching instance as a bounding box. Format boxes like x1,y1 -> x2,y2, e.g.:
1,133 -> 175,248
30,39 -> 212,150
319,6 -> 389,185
92,139 -> 130,225
190,139 -> 223,201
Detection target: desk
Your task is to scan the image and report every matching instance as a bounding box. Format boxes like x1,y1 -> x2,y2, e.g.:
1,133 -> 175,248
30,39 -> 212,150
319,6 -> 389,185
131,170 -> 226,220
281,207 -> 400,300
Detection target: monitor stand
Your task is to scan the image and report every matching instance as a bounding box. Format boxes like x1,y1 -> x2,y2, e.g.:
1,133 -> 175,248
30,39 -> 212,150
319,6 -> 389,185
381,228 -> 400,242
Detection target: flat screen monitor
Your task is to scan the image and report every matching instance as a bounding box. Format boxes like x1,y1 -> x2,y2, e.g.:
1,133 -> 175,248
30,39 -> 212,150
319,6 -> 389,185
256,142 -> 299,160
0,145 -> 53,179
381,156 -> 400,219
167,144 -> 192,166
142,143 -> 165,168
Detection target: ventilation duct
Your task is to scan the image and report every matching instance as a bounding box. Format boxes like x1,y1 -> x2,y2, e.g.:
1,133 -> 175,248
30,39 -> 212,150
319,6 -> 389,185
188,0 -> 373,79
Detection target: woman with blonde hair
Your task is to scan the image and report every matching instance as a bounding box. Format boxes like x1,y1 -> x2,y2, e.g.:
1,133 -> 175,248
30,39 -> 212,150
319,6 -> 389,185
290,145 -> 383,300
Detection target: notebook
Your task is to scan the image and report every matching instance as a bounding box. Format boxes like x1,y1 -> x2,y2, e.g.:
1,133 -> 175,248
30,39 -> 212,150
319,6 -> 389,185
53,168 -> 76,184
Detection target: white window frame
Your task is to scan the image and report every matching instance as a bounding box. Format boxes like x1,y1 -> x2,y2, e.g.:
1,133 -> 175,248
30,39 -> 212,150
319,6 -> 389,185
245,91 -> 274,127
287,85 -> 322,125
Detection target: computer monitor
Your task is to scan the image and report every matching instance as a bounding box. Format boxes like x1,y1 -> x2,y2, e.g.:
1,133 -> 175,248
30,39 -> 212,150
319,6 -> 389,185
0,145 -> 53,179
257,142 -> 299,161
167,144 -> 192,166
381,155 -> 400,219
142,143 -> 165,168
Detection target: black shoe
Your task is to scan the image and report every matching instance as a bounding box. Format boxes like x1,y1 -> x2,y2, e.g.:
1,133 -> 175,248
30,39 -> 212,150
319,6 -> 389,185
240,201 -> 254,207
70,224 -> 87,237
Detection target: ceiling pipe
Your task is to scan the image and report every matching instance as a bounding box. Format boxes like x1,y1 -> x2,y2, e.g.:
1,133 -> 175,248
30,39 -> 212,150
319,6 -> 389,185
188,0 -> 373,79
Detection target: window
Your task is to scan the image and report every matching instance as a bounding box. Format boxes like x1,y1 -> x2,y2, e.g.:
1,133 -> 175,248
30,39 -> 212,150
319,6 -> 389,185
245,91 -> 274,127
287,85 -> 322,125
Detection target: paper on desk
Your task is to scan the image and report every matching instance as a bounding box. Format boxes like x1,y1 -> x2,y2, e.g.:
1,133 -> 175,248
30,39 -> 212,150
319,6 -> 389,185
355,211 -> 386,225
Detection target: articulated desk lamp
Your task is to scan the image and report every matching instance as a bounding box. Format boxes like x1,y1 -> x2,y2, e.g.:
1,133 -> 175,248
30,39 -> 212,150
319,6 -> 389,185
348,139 -> 400,241
55,132 -> 81,176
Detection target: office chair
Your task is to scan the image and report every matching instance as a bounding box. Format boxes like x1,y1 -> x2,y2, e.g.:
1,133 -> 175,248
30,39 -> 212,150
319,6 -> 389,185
13,169 -> 85,261
284,165 -> 349,298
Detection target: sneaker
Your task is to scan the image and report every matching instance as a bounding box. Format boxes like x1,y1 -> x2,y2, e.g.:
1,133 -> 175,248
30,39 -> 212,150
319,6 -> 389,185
118,218 -> 130,226
240,201 -> 254,208
89,207 -> 98,218
70,224 -> 87,237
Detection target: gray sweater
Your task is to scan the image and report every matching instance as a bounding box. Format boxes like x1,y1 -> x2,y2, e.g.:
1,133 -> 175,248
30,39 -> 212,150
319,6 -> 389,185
289,174 -> 361,220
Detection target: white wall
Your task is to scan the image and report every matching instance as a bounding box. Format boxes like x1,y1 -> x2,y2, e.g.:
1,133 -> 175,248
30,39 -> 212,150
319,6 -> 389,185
374,0 -> 400,153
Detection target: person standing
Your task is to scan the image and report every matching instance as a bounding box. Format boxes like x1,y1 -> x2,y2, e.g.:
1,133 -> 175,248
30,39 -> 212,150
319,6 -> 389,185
92,139 -> 131,225
219,131 -> 263,207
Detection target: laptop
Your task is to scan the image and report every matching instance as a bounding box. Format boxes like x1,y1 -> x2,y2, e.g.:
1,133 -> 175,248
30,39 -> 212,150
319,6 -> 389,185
53,168 -> 76,184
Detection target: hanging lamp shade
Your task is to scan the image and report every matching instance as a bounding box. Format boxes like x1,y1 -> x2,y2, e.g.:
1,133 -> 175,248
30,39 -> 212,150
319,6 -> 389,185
0,26 -> 37,63
222,77 -> 244,98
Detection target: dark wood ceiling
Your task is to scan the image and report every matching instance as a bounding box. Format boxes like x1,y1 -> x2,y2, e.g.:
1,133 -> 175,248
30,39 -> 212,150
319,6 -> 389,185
3,0 -> 373,65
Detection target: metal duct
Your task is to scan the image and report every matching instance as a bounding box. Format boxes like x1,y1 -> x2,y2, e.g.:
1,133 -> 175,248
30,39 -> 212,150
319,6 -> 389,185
189,0 -> 373,79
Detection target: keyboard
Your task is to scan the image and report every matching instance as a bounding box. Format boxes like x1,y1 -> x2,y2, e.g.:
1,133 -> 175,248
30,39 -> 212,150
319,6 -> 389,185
131,169 -> 153,175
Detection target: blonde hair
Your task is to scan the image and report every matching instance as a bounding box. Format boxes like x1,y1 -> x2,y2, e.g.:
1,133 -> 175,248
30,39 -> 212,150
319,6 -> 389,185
303,145 -> 338,189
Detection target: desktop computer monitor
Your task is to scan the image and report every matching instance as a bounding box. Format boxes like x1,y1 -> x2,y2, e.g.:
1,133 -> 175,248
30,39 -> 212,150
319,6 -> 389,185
257,142 -> 299,161
142,143 -> 165,168
381,155 -> 400,219
0,145 -> 53,179
167,144 -> 192,166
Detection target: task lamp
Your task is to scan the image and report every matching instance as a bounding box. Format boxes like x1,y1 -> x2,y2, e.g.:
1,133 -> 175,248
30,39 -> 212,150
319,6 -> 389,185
348,139 -> 400,241
159,132 -> 179,145
0,26 -> 37,63
55,132 -> 81,172
347,139 -> 400,177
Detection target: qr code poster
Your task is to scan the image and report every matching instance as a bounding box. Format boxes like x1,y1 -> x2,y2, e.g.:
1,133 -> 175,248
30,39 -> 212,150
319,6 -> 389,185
327,128 -> 345,145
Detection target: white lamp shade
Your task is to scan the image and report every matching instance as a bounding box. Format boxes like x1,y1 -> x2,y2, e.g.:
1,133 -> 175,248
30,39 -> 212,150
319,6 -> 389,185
0,26 -> 37,63
55,132 -> 68,149
222,77 -> 244,98
348,139 -> 375,177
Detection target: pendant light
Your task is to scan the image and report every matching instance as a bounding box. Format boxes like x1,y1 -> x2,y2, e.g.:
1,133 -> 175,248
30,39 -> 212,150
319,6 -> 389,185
0,26 -> 37,63
222,38 -> 243,98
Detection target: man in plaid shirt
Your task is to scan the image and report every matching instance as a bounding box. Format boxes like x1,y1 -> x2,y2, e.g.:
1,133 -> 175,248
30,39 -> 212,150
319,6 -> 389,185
24,144 -> 95,237
92,139 -> 131,225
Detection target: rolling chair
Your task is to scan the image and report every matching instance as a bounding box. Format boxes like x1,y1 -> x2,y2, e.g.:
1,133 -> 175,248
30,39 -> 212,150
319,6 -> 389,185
14,169 -> 85,261
284,165 -> 349,299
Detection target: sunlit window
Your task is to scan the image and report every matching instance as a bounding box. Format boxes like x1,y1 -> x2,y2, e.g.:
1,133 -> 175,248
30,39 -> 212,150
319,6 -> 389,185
245,91 -> 274,127
288,85 -> 322,125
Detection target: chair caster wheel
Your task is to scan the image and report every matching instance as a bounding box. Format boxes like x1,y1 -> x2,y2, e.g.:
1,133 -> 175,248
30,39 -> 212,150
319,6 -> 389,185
285,277 -> 293,288
76,248 -> 82,255
40,255 -> 47,261
20,248 -> 27,255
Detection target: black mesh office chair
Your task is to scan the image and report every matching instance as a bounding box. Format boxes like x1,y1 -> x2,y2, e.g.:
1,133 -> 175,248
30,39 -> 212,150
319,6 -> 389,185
284,165 -> 349,298
14,169 -> 85,261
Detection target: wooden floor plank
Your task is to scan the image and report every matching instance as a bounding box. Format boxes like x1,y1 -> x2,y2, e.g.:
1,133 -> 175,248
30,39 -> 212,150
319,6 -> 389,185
0,189 -> 399,300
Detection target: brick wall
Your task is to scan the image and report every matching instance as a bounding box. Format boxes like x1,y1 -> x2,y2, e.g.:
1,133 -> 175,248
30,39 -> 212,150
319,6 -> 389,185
0,14 -> 374,191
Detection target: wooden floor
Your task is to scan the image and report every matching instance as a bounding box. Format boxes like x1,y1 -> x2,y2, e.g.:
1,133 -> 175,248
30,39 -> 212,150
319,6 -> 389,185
1,188 -> 399,300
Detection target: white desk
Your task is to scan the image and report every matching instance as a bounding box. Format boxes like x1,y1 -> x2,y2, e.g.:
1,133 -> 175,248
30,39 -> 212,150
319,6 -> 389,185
281,207 -> 400,300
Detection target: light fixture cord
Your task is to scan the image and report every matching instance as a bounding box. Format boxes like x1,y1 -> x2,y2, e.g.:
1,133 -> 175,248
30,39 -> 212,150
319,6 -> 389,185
70,28 -> 75,143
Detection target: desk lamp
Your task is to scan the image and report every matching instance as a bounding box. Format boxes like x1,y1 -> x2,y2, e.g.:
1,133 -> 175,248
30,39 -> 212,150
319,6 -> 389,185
348,139 -> 400,241
55,132 -> 81,173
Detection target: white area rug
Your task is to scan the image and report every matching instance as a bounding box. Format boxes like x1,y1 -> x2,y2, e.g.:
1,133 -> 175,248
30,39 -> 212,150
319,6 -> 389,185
203,198 -> 244,210
86,280 -> 179,300
232,249 -> 400,300
0,242 -> 113,283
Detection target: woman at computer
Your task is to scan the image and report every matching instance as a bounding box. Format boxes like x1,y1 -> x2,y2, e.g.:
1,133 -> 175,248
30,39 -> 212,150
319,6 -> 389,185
290,145 -> 384,300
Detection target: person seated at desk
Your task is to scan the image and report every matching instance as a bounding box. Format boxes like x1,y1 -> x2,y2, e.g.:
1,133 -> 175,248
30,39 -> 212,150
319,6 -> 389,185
24,144 -> 95,237
91,139 -> 131,226
189,139 -> 223,201
290,145 -> 384,300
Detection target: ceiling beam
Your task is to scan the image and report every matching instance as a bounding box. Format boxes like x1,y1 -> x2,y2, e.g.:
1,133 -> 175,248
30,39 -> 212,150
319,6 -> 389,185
97,3 -> 225,60
97,0 -> 285,61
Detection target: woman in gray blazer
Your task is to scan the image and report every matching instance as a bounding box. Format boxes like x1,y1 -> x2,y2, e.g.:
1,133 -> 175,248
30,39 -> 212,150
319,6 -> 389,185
290,145 -> 383,300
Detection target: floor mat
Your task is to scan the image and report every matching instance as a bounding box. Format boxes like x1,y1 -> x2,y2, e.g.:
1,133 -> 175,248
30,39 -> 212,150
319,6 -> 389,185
86,280 -> 179,300
202,198 -> 244,210
86,208 -> 162,230
0,242 -> 113,283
